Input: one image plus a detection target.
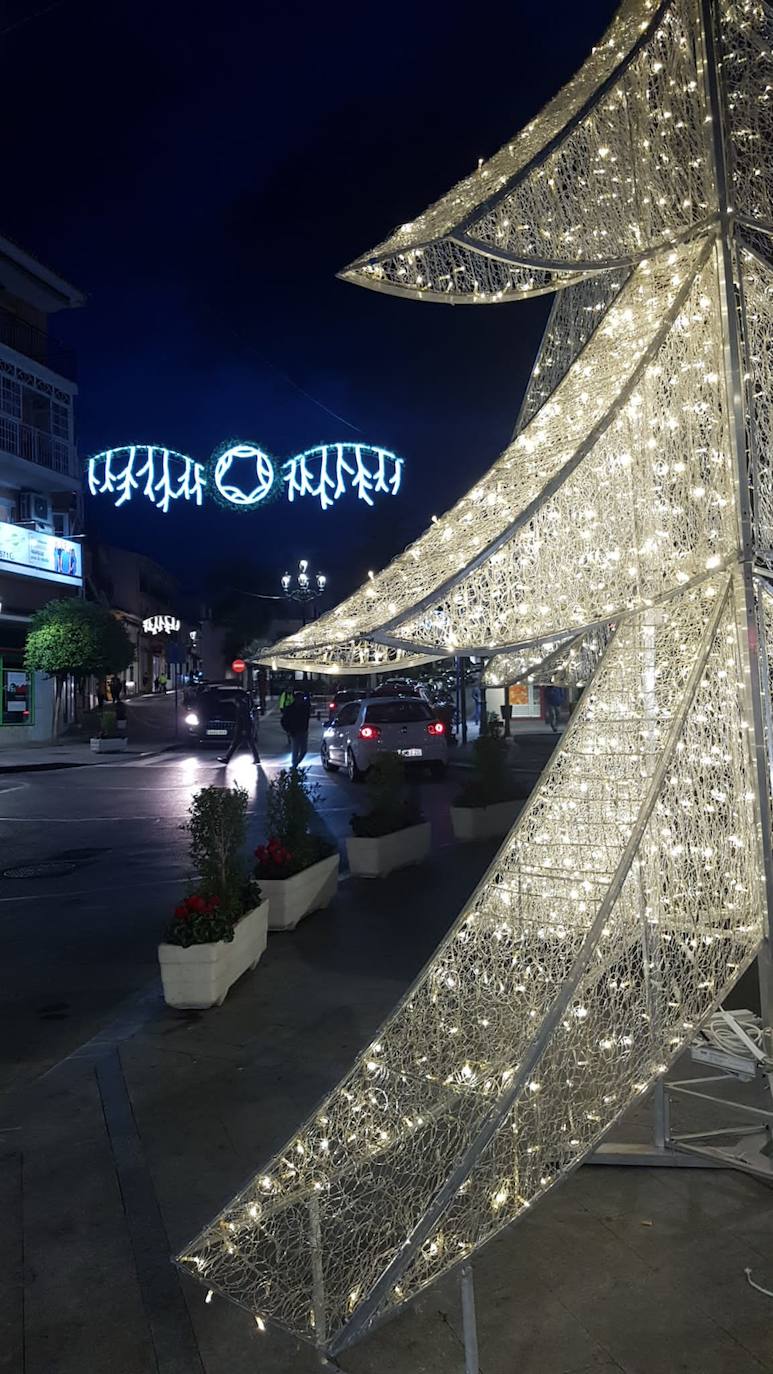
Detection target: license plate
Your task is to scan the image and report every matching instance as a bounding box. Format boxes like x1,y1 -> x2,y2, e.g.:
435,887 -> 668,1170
401,748 -> 422,758
206,728 -> 228,736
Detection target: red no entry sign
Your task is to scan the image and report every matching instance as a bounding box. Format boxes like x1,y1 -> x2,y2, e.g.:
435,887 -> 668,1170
231,658 -> 246,674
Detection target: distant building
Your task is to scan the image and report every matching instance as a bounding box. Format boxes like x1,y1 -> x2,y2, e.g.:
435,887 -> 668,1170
0,234 -> 85,745
87,543 -> 201,693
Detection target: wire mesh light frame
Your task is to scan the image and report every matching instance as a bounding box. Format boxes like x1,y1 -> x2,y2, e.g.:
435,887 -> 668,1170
181,0 -> 773,1360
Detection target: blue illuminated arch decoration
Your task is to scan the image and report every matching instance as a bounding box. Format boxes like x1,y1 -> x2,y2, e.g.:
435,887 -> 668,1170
86,441 -> 404,514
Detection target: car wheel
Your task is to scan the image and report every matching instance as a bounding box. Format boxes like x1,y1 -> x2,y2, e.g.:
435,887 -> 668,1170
347,749 -> 364,783
321,745 -> 338,773
430,762 -> 447,780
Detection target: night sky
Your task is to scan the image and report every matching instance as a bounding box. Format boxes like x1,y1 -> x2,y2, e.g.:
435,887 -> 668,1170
3,0 -> 616,600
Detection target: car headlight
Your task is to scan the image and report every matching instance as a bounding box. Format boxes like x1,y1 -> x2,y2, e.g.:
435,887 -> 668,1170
185,712 -> 199,726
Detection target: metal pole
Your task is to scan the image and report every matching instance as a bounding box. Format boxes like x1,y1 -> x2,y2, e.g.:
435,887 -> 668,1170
699,0 -> 773,1037
459,1264 -> 480,1374
653,1077 -> 670,1152
459,657 -> 468,745
309,1196 -> 326,1346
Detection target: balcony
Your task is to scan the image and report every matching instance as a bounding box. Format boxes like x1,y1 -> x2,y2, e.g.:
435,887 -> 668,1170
0,304 -> 77,382
0,414 -> 77,481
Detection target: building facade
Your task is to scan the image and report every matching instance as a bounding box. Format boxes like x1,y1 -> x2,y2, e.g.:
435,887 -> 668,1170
0,235 -> 85,745
87,543 -> 204,693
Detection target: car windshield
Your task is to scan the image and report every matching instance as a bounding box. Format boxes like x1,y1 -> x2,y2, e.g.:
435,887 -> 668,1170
364,701 -> 433,724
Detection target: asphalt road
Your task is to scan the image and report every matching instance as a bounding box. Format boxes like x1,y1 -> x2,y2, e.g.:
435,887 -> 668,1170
0,708 -> 466,1092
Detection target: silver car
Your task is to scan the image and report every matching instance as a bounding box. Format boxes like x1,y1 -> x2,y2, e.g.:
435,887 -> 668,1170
321,695 -> 448,781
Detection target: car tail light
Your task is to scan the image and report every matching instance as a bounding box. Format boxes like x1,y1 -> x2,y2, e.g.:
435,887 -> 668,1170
358,725 -> 381,741
427,721 -> 445,735
328,702 -> 335,710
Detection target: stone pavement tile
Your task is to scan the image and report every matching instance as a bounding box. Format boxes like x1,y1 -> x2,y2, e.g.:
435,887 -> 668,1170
182,1292 -> 323,1374
496,1195 -> 656,1295
0,1147 -> 23,1374
558,1264 -> 773,1374
19,1066 -> 155,1374
434,1250 -> 614,1374
611,1227 -> 773,1370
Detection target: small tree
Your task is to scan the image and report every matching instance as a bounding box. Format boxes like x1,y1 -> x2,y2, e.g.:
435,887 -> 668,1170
24,599 -> 133,736
254,767 -> 335,877
188,784 -> 249,914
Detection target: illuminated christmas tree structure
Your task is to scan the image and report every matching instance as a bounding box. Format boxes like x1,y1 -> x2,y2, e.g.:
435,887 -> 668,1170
178,0 -> 773,1358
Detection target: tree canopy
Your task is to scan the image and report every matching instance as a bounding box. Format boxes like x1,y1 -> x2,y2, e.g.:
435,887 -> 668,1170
25,598 -> 133,681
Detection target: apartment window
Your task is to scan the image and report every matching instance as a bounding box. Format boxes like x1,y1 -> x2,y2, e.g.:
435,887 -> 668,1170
22,388 -> 50,432
51,401 -> 69,440
0,377 -> 21,419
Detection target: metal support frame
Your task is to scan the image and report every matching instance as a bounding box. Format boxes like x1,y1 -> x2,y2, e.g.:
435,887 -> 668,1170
460,1264 -> 480,1374
589,1005 -> 773,1180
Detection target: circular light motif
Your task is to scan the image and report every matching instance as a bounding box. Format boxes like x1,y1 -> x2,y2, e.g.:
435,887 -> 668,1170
213,443 -> 277,509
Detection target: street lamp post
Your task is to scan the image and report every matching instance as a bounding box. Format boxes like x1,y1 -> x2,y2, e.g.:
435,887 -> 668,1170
280,560 -> 327,629
280,561 -> 327,683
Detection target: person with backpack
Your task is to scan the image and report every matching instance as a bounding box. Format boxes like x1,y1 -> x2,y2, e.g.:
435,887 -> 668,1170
281,689 -> 311,768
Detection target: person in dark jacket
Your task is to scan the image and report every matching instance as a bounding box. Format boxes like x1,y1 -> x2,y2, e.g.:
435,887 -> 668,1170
281,689 -> 311,768
544,683 -> 564,733
219,692 -> 260,765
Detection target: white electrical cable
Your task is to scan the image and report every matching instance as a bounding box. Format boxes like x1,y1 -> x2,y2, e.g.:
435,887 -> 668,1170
745,1268 -> 773,1299
703,1009 -> 764,1057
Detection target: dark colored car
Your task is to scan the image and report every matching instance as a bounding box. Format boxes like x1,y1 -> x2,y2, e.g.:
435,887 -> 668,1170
371,679 -> 423,699
326,687 -> 362,723
184,684 -> 254,746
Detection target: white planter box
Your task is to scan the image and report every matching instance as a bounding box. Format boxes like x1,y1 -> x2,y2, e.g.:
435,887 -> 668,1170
346,821 -> 431,878
261,853 -> 339,931
90,737 -> 129,753
450,798 -> 524,842
158,901 -> 268,1009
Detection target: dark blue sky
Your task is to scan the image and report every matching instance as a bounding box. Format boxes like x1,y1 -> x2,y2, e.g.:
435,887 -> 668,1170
3,0 -> 616,597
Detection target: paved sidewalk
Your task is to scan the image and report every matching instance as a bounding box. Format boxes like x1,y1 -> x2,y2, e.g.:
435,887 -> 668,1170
2,830 -> 773,1374
0,741 -> 178,772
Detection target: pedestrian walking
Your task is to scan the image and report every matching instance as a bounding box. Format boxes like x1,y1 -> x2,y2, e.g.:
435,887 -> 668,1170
158,672 -> 168,694
115,698 -> 128,735
544,683 -> 563,733
219,692 -> 260,765
278,685 -> 294,748
110,674 -> 123,702
96,678 -> 106,710
281,688 -> 311,768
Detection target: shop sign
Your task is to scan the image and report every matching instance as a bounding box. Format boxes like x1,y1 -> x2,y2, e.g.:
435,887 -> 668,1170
0,524 -> 82,586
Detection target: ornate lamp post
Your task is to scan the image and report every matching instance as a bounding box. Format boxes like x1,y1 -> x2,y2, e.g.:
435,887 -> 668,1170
280,560 -> 327,627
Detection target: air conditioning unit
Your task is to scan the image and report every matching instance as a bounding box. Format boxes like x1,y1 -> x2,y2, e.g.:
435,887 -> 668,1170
18,491 -> 51,527
52,510 -> 71,538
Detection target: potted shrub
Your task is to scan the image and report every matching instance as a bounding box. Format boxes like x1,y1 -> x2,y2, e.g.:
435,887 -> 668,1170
90,707 -> 128,753
450,733 -> 528,842
254,768 -> 339,930
347,752 -> 431,877
158,784 -> 268,1008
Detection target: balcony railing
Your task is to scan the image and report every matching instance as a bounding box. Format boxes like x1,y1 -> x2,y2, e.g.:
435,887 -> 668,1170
0,304 -> 77,381
0,414 -> 77,479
